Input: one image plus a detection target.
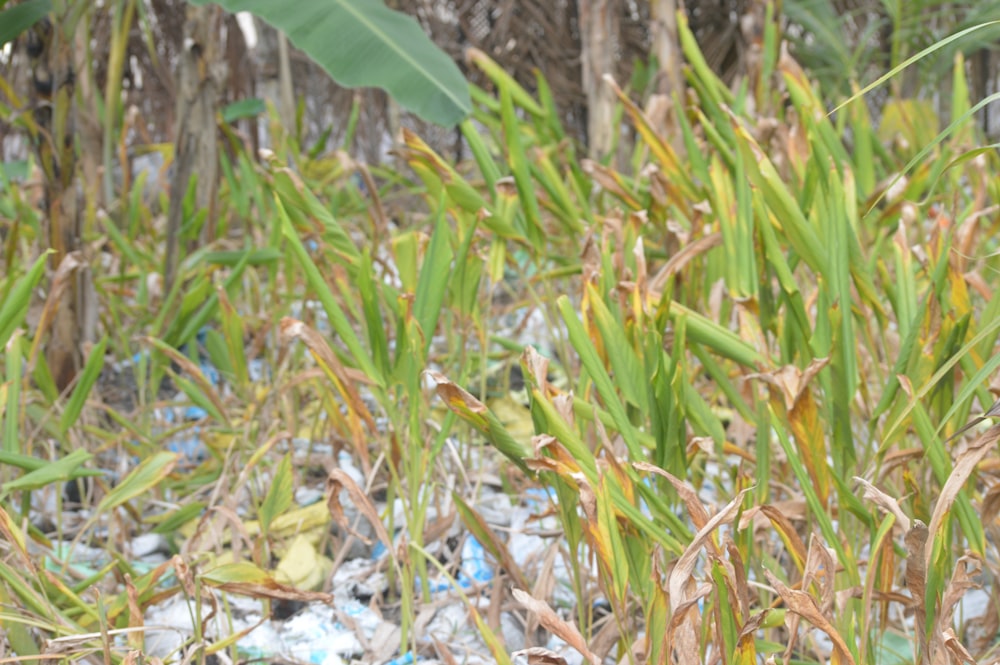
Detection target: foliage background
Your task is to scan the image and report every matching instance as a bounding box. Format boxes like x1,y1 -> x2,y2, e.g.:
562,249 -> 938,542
2,1 -> 1000,665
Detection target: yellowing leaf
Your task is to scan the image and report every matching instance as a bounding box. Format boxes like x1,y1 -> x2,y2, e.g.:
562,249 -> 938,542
201,562 -> 333,603
97,452 -> 177,514
275,535 -> 333,591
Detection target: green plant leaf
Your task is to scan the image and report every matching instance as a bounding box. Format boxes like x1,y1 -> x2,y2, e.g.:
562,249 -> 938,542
259,454 -> 293,534
0,252 -> 49,351
3,332 -> 23,455
425,370 -> 533,476
151,502 -> 207,534
59,336 -> 108,434
277,196 -> 382,385
222,97 -> 265,123
190,0 -> 470,126
412,199 -> 454,356
95,451 -> 177,514
557,295 -> 643,459
0,0 -> 51,48
1,448 -> 94,497
452,492 -> 529,591
0,447 -> 99,477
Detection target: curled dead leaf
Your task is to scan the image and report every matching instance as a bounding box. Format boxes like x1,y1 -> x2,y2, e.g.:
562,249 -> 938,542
424,370 -> 488,420
512,647 -> 569,665
522,346 -> 556,396
926,425 -> 1000,566
327,468 -> 392,551
634,461 -> 712,533
941,627 -> 976,664
764,570 -> 856,665
748,358 -> 830,412
937,554 -> 982,641
854,477 -> 911,532
512,588 -> 600,665
668,487 -> 752,611
739,505 -> 807,572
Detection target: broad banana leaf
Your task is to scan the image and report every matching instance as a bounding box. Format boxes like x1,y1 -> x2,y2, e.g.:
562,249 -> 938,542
192,0 -> 471,127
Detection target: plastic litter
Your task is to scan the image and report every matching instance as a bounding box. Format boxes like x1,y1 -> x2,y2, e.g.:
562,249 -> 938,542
145,590 -> 389,665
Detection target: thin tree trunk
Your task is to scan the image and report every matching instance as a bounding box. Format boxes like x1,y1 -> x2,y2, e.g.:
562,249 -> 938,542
254,17 -> 294,134
28,17 -> 84,391
276,31 -> 295,133
166,4 -> 222,293
577,0 -> 618,160
650,0 -> 682,97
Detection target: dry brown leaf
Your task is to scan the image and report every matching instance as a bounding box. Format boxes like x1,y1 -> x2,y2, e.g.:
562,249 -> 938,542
530,434 -> 584,478
665,581 -> 712,664
143,335 -> 229,426
327,468 -> 392,552
125,574 -> 143,649
937,554 -> 982,637
964,269 -> 992,300
634,461 -> 711,534
749,361 -> 831,505
431,637 -> 460,665
647,232 -> 722,298
589,612 -> 624,663
525,456 -> 563,475
803,534 -> 836,616
172,555 -> 197,597
904,521 -> 928,604
208,577 -> 332,604
184,504 -> 255,559
512,647 -> 570,665
735,610 -> 771,663
32,250 -> 84,357
941,627 -> 976,664
621,635 -> 649,665
426,370 -> 488,415
582,160 -> 643,209
727,540 -> 752,620
749,358 -> 830,412
580,229 -> 601,285
904,521 -> 929,660
739,504 -> 808,571
668,487 -> 752,611
964,590 -> 999,655
523,543 -> 561,640
709,550 -> 746,647
512,588 -> 600,665
854,477 -> 911,532
281,317 -> 377,454
552,394 -> 576,427
880,449 -> 926,489
764,570 -> 856,665
522,346 -> 556,397
423,512 -> 456,549
897,372 -> 915,400
926,425 -> 1000,565
577,475 -> 598,524
980,481 -> 1000,526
